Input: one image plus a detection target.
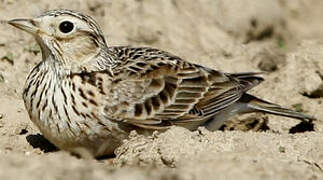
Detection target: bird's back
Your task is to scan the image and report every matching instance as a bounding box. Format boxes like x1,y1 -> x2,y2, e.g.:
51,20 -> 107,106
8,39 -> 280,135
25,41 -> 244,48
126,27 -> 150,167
100,46 -> 263,130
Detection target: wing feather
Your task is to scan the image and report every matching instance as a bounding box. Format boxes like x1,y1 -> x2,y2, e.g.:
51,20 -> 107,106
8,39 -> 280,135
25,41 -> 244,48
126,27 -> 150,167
78,46 -> 263,129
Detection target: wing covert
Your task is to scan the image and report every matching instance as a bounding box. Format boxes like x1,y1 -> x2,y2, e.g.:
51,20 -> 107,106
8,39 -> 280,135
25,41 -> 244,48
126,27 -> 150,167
74,46 -> 262,129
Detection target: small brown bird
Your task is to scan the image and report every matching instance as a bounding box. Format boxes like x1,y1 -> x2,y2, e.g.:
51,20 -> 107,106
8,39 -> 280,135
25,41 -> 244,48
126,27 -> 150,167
8,9 -> 315,157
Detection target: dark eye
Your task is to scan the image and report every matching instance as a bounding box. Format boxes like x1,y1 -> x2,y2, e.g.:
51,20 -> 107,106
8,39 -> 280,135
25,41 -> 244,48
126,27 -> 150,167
59,21 -> 74,33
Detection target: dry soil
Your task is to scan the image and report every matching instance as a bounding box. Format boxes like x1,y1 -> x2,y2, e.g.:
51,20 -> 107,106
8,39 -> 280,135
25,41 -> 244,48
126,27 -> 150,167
0,0 -> 322,180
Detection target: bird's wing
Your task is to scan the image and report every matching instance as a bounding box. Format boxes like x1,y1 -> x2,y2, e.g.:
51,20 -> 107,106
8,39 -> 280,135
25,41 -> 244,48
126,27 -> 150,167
76,47 -> 263,129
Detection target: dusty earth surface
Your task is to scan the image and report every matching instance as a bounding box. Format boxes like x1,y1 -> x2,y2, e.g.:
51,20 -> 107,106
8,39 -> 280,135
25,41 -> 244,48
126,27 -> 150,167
0,0 -> 323,179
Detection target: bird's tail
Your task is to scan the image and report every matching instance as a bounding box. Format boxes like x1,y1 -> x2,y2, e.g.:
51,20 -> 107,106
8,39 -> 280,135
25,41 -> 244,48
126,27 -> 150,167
240,94 -> 316,121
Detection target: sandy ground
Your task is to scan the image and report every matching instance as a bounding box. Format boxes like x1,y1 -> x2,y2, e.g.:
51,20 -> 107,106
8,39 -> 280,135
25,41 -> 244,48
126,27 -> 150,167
0,0 -> 323,179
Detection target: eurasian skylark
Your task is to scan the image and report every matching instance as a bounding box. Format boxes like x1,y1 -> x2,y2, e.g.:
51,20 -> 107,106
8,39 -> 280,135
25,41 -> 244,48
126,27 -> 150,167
8,9 -> 315,157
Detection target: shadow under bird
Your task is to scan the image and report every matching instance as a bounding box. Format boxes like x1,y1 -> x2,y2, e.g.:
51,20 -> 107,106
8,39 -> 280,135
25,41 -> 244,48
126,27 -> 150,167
7,9 -> 315,157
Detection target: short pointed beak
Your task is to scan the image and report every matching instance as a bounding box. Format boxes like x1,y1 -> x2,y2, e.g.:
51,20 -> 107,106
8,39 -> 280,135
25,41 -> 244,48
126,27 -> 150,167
8,18 -> 39,34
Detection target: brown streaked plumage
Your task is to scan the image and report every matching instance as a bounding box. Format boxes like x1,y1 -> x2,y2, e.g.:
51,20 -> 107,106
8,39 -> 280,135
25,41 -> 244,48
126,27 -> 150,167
8,9 -> 315,157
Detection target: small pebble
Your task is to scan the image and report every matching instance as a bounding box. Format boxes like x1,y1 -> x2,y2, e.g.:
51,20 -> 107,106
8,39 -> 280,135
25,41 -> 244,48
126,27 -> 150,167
279,146 -> 286,153
1,52 -> 14,65
19,129 -> 28,135
292,103 -> 304,112
0,73 -> 4,83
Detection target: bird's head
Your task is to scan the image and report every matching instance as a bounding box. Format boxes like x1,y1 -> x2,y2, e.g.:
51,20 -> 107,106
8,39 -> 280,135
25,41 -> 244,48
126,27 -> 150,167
8,9 -> 108,68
